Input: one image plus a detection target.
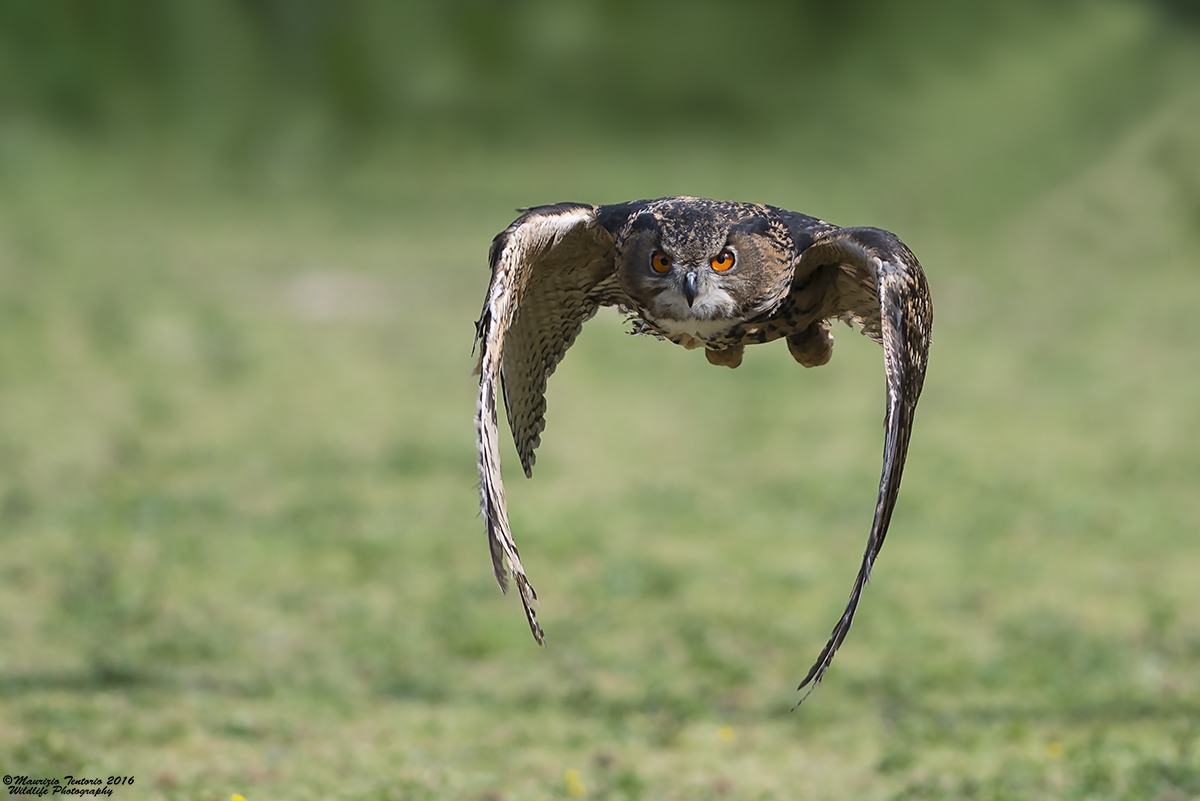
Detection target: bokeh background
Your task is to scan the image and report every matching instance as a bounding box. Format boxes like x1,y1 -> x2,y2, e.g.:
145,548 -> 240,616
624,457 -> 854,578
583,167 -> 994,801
1,2 -> 1199,799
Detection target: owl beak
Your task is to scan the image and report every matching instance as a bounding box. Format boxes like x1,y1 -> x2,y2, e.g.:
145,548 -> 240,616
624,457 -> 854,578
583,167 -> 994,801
683,270 -> 698,307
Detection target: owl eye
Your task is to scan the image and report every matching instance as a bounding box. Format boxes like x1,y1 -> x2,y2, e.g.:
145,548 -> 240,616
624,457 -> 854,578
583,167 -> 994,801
711,249 -> 736,271
650,251 -> 673,273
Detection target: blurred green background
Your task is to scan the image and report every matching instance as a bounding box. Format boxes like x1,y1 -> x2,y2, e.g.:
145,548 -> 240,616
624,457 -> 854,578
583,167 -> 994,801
1,1 -> 1199,799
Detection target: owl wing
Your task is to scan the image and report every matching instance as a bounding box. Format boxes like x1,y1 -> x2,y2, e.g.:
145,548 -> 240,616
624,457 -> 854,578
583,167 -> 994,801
474,202 -> 623,644
791,225 -> 933,701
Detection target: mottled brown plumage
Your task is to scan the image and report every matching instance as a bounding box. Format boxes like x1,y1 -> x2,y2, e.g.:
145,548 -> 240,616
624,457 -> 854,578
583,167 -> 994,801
473,196 -> 933,702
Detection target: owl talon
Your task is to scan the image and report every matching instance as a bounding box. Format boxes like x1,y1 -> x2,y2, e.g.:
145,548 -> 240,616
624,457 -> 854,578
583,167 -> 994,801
787,320 -> 834,367
706,345 -> 743,368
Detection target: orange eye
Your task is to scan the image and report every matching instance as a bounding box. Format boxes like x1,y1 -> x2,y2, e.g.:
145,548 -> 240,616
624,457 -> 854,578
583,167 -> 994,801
650,251 -> 673,273
711,249 -> 736,271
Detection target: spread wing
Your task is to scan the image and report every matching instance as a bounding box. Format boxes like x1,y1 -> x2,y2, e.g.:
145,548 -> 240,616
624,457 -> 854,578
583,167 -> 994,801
792,226 -> 933,702
473,202 -> 623,644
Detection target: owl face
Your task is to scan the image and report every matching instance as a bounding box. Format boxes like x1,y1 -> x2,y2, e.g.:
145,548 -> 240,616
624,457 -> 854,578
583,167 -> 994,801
614,198 -> 795,336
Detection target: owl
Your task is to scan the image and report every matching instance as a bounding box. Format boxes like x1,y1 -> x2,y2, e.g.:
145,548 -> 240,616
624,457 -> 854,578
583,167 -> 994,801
473,197 -> 932,700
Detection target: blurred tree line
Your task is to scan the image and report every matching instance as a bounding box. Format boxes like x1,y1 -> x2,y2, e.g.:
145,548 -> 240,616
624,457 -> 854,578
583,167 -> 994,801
1,0 -> 1196,145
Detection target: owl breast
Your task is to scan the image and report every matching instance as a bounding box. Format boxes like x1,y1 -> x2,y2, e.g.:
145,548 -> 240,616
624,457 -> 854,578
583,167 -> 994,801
655,315 -> 740,341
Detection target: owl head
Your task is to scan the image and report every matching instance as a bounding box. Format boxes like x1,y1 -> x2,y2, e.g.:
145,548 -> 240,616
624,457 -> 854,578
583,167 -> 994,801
610,198 -> 795,326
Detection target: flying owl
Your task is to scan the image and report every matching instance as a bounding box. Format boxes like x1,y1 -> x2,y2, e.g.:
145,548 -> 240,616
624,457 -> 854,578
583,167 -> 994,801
473,196 -> 932,699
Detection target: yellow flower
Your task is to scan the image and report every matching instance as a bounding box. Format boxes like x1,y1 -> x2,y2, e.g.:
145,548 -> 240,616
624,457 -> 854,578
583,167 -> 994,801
718,726 -> 735,743
564,769 -> 586,796
232,795 -> 247,801
1046,742 -> 1064,758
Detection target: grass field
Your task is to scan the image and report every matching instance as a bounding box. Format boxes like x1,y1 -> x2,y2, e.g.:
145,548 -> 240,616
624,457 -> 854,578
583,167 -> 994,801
2,7 -> 1200,799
